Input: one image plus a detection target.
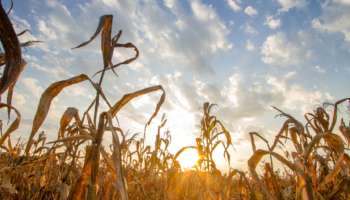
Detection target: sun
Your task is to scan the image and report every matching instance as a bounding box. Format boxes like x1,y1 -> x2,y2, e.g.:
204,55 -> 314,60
176,148 -> 199,169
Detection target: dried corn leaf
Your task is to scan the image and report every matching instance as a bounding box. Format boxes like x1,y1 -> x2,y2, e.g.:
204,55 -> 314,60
195,172 -> 217,200
289,128 -> 303,154
248,149 -> 295,200
249,132 -> 269,153
6,84 -> 14,120
34,146 -> 50,155
302,132 -> 329,158
174,146 -> 197,161
217,121 -> 233,148
67,146 -> 92,200
325,178 -> 350,199
7,136 -> 18,158
2,173 -> 16,194
270,124 -> 290,151
0,103 -> 21,147
284,186 -> 293,199
25,74 -> 90,156
272,106 -> 305,137
72,15 -> 112,50
20,40 -> 43,47
133,174 -> 149,199
16,29 -> 31,37
329,98 -> 350,132
294,157 -> 314,199
93,42 -> 139,77
60,182 -> 70,200
0,4 -> 27,97
5,0 -> 13,15
107,112 -> 128,200
339,119 -> 350,144
39,175 -> 46,188
100,147 -> 116,178
59,107 -> 80,138
47,135 -> 94,144
316,133 -> 345,191
225,169 -> 238,198
107,85 -> 165,131
210,141 -> 222,154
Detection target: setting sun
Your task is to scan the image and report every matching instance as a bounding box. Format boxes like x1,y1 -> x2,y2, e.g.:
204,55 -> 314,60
176,148 -> 199,169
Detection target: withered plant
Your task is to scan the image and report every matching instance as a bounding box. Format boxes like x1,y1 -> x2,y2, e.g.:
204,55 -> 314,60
248,101 -> 350,200
1,1 -> 350,200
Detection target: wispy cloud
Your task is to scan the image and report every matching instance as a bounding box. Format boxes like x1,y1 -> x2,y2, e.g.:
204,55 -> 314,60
276,0 -> 308,13
246,39 -> 255,50
21,77 -> 44,98
240,22 -> 258,34
315,66 -> 325,73
312,0 -> 350,51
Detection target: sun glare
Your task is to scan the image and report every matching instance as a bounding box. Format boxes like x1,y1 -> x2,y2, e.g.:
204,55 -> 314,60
176,148 -> 199,169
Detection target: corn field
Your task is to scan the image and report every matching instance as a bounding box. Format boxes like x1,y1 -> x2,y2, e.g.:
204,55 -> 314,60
0,2 -> 350,200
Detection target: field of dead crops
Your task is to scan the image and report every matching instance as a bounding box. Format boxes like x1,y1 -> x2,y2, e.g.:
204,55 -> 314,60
0,2 -> 350,200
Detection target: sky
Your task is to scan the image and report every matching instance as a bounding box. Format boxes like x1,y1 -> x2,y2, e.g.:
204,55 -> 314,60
1,0 -> 350,172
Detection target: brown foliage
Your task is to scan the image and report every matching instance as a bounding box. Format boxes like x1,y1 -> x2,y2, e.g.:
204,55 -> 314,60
1,3 -> 350,200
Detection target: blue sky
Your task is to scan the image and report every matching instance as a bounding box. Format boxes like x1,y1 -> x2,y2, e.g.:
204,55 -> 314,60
1,0 -> 350,171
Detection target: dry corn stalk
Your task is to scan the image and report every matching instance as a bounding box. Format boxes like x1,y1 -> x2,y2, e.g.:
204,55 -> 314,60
1,2 -> 350,200
248,99 -> 350,200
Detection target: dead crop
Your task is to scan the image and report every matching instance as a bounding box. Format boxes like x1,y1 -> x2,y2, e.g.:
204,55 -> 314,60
0,2 -> 349,200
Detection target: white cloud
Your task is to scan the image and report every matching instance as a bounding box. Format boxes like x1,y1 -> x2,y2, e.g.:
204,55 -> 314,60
246,40 -> 255,50
277,0 -> 308,13
128,61 -> 151,75
264,15 -> 282,29
240,22 -> 258,34
30,62 -> 73,81
234,123 -> 267,143
23,55 -> 38,62
334,0 -> 350,4
37,19 -> 58,42
22,77 -> 44,98
312,0 -> 350,51
211,73 -> 323,127
193,79 -> 227,104
63,84 -> 92,97
325,92 -> 334,100
149,71 -> 200,112
265,75 -> 322,110
12,92 -> 26,107
284,71 -> 297,78
244,6 -> 258,17
157,0 -> 233,73
9,11 -> 31,30
110,0 -> 233,74
4,0 -> 345,171
315,66 -> 325,73
225,0 -> 242,11
9,11 -> 38,44
28,0 -> 234,80
261,32 -> 313,66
